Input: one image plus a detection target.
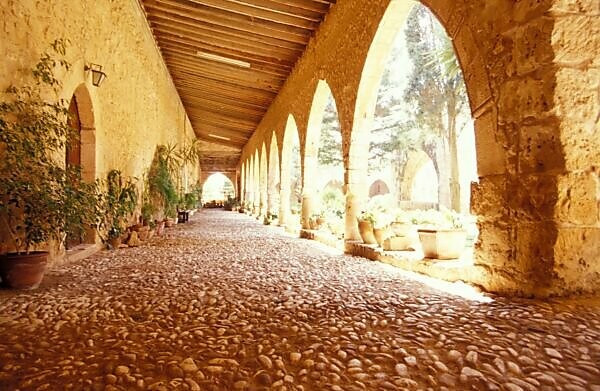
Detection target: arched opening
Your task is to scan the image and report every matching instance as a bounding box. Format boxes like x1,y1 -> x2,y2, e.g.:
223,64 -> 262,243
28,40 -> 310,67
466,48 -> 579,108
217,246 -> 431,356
280,115 -> 301,230
268,134 -> 280,219
369,179 -> 391,198
352,0 -> 481,261
202,173 -> 235,207
253,150 -> 260,214
304,80 -> 344,235
259,143 -> 268,216
240,162 -> 246,204
65,84 -> 96,248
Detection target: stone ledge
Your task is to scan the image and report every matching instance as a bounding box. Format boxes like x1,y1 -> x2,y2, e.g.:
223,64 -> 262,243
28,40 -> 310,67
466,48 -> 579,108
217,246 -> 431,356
63,243 -> 103,267
342,241 -> 488,290
300,229 -> 345,251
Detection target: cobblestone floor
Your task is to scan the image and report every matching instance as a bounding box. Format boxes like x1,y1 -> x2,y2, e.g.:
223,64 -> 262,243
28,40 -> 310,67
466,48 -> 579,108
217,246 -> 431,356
1,210 -> 599,391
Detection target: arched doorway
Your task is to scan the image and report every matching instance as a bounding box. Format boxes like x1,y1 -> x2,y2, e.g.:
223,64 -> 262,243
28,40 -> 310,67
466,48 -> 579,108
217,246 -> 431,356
202,173 -> 235,206
65,85 -> 96,247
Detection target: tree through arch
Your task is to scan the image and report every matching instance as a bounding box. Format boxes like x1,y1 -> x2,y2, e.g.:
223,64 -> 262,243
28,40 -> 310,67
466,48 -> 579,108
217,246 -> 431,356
304,80 -> 344,233
280,115 -> 301,229
268,133 -> 280,217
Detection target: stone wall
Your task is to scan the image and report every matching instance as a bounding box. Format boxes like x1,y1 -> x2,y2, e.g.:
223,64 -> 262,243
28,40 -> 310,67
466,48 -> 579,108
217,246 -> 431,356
239,0 -> 600,297
0,0 -> 196,181
0,0 -> 198,259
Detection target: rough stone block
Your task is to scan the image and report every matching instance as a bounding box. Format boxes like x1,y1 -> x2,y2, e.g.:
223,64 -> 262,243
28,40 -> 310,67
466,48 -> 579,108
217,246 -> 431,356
515,222 -> 558,294
512,18 -> 554,76
553,226 -> 600,294
471,175 -> 509,220
510,173 -> 559,221
552,15 -> 600,66
473,221 -> 514,269
497,74 -> 555,124
474,109 -> 507,177
555,171 -> 599,225
518,123 -> 565,174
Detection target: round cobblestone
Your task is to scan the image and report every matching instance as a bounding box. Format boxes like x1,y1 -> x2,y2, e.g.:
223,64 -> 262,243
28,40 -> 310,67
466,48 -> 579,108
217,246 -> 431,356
0,210 -> 599,390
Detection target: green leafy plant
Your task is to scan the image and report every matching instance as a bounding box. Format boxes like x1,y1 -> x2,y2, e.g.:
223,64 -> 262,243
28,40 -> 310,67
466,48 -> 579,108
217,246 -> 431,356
98,170 -> 137,241
148,146 -> 178,219
0,39 -> 102,254
182,192 -> 197,210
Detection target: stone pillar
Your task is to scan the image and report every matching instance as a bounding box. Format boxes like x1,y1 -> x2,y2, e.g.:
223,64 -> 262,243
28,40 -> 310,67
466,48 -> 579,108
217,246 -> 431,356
345,140 -> 369,245
301,191 -> 316,229
279,187 -> 290,227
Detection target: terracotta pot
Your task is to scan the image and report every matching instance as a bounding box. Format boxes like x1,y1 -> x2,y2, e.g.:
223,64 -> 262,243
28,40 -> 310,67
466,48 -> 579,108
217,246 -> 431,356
137,226 -> 150,241
418,229 -> 467,259
373,226 -> 392,247
108,236 -> 122,249
155,221 -> 165,236
391,222 -> 415,237
357,220 -> 377,245
0,252 -> 49,290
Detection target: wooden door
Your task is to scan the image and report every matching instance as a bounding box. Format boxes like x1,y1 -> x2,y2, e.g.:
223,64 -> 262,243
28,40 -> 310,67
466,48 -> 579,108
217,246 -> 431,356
66,96 -> 82,248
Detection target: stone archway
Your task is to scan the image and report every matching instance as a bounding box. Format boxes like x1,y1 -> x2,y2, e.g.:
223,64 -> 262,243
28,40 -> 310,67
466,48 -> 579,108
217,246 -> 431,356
253,150 -> 260,214
369,179 -> 391,198
259,143 -> 268,216
267,133 -> 280,216
280,115 -> 300,228
66,84 -> 96,247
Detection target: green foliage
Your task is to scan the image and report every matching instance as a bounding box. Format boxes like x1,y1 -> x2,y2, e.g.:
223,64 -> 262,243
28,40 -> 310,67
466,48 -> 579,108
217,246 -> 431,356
182,192 -> 198,210
317,97 -> 343,167
148,148 -> 178,218
0,39 -> 102,254
369,4 -> 470,207
98,170 -> 137,240
409,207 -> 466,229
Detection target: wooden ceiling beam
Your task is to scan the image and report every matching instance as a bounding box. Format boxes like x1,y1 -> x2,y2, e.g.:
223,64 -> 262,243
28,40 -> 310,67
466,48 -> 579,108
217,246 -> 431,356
174,76 -> 276,99
145,0 -> 310,44
231,0 -> 328,19
164,51 -> 287,81
147,13 -> 305,51
185,107 -> 258,128
174,86 -> 268,111
184,101 -> 264,121
252,0 -> 333,13
178,0 -> 319,29
165,57 -> 285,89
194,125 -> 251,141
156,36 -> 294,71
177,86 -> 269,112
160,45 -> 289,77
195,134 -> 245,149
170,67 -> 280,94
151,20 -> 301,59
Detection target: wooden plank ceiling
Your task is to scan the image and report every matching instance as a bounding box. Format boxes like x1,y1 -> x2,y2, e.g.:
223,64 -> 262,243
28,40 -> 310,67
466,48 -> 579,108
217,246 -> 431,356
140,0 -> 336,173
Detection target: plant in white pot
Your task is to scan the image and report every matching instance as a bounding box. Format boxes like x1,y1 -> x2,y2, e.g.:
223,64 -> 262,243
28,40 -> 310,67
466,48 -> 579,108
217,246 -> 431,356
357,210 -> 377,245
0,39 -> 102,288
415,207 -> 467,259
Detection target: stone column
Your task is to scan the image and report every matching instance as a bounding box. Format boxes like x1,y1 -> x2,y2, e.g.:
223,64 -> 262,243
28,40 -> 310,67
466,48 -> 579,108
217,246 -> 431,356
301,190 -> 316,229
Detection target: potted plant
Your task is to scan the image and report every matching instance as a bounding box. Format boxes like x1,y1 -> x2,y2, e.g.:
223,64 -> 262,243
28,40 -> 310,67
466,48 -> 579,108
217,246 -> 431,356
148,145 -> 178,227
357,211 -> 377,245
416,208 -> 467,259
382,208 -> 418,251
372,210 -> 393,247
98,170 -> 137,249
0,39 -> 102,288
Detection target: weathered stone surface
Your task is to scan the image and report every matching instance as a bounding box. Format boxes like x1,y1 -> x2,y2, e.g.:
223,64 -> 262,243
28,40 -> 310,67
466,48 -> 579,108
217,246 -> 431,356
0,210 -> 598,390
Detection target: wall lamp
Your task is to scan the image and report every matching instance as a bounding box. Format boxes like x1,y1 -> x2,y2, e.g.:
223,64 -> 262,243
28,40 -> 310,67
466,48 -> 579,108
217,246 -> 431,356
84,63 -> 107,87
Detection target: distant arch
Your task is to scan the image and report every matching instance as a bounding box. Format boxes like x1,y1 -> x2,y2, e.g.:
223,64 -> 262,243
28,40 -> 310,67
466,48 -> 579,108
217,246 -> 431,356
369,179 -> 391,198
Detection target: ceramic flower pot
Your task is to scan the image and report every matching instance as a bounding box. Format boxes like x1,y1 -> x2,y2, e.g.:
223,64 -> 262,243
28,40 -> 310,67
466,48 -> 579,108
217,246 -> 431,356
358,220 -> 377,245
0,251 -> 48,289
418,229 -> 467,259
